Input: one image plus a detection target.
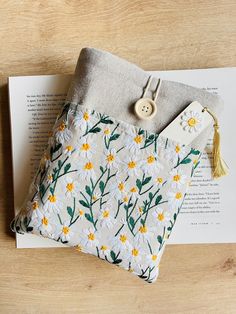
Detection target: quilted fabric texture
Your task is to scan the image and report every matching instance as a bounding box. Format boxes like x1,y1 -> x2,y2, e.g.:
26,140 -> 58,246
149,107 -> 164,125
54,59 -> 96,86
12,103 -> 202,283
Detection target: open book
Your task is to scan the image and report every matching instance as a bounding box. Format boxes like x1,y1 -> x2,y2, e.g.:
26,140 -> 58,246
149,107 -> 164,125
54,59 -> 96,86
8,68 -> 236,248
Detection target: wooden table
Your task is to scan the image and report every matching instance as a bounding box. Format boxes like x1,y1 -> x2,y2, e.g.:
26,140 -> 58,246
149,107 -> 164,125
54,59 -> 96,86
0,1 -> 236,313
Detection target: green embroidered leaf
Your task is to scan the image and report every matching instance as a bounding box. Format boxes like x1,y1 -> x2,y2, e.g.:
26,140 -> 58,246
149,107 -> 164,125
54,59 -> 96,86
51,143 -> 62,155
157,235 -> 163,244
138,129 -> 145,135
110,250 -> 116,261
64,163 -> 71,173
67,206 -> 73,218
101,118 -> 113,124
79,200 -> 89,208
99,181 -> 105,193
113,259 -> 122,264
149,192 -> 153,200
167,226 -> 172,231
58,160 -> 62,168
89,127 -> 102,133
85,185 -> 92,196
49,187 -> 54,195
39,184 -> 45,195
100,166 -> 104,173
143,176 -> 152,185
155,195 -> 162,205
174,213 -> 177,221
110,134 -> 120,141
141,219 -> 145,225
180,158 -> 192,165
136,179 -> 142,190
53,168 -> 57,173
191,149 -> 200,155
85,213 -> 93,223
129,217 -> 135,228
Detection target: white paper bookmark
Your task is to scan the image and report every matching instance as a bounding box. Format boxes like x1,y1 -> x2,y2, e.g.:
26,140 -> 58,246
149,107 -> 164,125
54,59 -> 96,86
160,101 -> 213,145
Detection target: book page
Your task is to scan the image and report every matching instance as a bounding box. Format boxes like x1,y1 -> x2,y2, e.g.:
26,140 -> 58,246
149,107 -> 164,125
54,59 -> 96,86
9,75 -> 72,248
152,68 -> 236,244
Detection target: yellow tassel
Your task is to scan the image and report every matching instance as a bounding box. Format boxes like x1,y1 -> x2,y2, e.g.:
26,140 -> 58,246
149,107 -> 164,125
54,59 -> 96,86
203,107 -> 228,179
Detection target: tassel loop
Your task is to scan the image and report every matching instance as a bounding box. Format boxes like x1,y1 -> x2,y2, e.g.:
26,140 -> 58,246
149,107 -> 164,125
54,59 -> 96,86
203,107 -> 228,179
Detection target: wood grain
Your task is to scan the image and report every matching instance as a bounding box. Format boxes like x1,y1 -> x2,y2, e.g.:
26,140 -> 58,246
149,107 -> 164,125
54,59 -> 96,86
0,1 -> 236,313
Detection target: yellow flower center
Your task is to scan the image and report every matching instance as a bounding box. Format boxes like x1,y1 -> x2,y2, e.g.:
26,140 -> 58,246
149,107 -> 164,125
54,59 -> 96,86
139,225 -> 147,233
84,162 -> 93,170
48,194 -> 56,203
79,209 -> 84,216
120,234 -> 127,243
58,122 -> 66,131
188,117 -> 197,127
83,112 -> 89,121
173,174 -> 181,182
130,187 -> 137,193
66,145 -> 73,152
88,233 -> 95,241
76,245 -> 83,252
32,201 -> 39,210
123,196 -> 128,203
106,153 -> 115,163
62,226 -> 70,235
42,217 -> 48,226
101,245 -> 107,251
104,128 -> 110,135
175,192 -> 182,200
138,207 -> 143,214
152,255 -> 157,261
157,213 -> 164,221
132,248 -> 139,257
118,182 -> 124,191
92,195 -> 98,201
147,155 -> 155,164
47,174 -> 53,181
156,177 -> 163,184
128,161 -> 136,169
81,143 -> 90,151
193,159 -> 198,165
134,135 -> 143,144
175,145 -> 181,153
102,210 -> 110,218
66,182 -> 74,191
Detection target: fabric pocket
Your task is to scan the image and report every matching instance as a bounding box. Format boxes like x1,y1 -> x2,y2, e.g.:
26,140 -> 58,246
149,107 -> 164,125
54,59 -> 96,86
12,103 -> 201,283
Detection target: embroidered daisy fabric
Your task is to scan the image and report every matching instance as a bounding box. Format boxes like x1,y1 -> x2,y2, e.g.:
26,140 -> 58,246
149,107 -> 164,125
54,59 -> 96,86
12,102 -> 202,283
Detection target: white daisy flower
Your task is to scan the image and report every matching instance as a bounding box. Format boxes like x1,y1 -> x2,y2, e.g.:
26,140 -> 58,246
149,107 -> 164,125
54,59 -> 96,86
26,199 -> 40,221
181,110 -> 202,133
91,192 -> 101,202
123,155 -> 140,177
40,152 -> 51,170
167,190 -> 184,209
109,179 -> 127,201
77,136 -> 95,160
81,227 -> 99,247
58,220 -> 73,242
63,176 -> 79,198
35,210 -> 53,235
46,173 -> 53,184
55,121 -> 73,144
44,193 -> 63,214
63,145 -> 74,156
99,207 -> 116,229
153,176 -> 165,188
128,185 -> 140,200
102,148 -> 119,169
99,244 -> 110,258
112,232 -> 131,252
165,142 -> 187,164
169,169 -> 187,189
136,224 -> 154,242
152,208 -> 170,226
141,153 -> 163,175
125,130 -> 144,152
77,160 -> 96,181
125,244 -> 143,264
73,110 -> 92,132
103,127 -> 111,139
76,208 -> 85,220
147,253 -> 159,266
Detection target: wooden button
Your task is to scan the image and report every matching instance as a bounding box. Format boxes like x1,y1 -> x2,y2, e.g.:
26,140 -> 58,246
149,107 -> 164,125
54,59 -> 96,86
134,98 -> 157,120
